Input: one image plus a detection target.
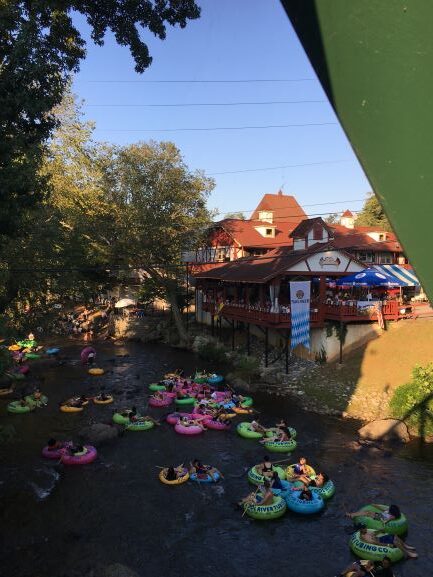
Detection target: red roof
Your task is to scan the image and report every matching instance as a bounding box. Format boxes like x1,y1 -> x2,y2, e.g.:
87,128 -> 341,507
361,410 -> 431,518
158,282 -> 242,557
250,192 -> 307,222
212,219 -> 295,249
332,231 -> 402,252
194,243 -> 365,283
342,209 -> 354,217
290,217 -> 334,238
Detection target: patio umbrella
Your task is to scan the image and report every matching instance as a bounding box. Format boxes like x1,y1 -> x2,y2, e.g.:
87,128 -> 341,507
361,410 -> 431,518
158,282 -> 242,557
336,268 -> 406,287
114,298 -> 136,308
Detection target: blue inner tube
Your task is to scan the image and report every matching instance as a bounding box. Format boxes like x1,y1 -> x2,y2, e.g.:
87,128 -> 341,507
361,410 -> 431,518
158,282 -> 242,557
271,480 -> 292,494
284,489 -> 325,514
190,471 -> 220,483
208,375 -> 223,384
46,347 -> 60,355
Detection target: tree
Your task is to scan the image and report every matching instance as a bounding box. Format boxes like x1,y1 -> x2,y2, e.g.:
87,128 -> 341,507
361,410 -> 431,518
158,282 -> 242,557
356,193 -> 391,230
104,141 -> 215,343
325,213 -> 339,224
0,90 -> 114,321
0,1 -> 200,237
224,212 -> 246,220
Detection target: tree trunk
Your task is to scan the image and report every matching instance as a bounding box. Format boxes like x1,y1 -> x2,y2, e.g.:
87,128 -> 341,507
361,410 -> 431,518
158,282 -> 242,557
166,287 -> 189,344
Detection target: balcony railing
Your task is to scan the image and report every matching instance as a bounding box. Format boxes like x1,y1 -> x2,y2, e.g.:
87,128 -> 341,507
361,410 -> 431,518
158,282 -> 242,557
202,301 -> 319,326
201,299 -> 411,326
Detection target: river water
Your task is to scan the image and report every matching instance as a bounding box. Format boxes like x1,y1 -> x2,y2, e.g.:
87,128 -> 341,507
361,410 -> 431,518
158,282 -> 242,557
0,342 -> 432,577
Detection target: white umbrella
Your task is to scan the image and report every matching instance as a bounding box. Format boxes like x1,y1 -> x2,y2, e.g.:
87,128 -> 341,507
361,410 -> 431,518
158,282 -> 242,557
114,298 -> 136,308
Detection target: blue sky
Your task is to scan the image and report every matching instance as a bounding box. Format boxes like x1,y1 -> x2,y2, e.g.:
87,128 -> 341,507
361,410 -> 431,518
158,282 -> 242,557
72,0 -> 371,219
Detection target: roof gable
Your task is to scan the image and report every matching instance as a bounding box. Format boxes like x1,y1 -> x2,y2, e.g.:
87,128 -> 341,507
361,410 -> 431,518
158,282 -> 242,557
251,192 -> 307,223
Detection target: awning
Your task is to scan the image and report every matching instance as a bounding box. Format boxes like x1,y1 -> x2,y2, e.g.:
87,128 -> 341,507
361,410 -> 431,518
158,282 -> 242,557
374,265 -> 420,287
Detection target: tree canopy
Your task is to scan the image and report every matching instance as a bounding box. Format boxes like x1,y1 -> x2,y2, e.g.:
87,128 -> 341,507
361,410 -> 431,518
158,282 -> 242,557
0,92 -> 214,343
356,193 -> 391,231
0,1 -> 200,237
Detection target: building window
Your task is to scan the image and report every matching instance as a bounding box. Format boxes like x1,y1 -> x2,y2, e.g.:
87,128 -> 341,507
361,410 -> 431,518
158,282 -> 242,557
378,233 -> 386,241
313,223 -> 324,240
216,247 -> 231,262
265,228 -> 273,236
358,251 -> 373,262
379,253 -> 393,264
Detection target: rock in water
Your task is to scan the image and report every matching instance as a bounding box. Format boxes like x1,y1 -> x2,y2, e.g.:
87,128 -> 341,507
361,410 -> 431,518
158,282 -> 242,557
358,419 -> 410,443
78,423 -> 119,447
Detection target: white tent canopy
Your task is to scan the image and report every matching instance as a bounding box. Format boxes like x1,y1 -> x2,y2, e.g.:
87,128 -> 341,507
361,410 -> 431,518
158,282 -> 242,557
114,298 -> 136,308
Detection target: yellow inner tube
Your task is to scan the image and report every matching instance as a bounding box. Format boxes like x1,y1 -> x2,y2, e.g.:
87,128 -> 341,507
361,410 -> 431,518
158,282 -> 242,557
88,368 -> 104,376
93,395 -> 114,405
286,464 -> 316,480
60,404 -> 84,413
233,406 -> 254,415
159,468 -> 189,485
8,344 -> 21,351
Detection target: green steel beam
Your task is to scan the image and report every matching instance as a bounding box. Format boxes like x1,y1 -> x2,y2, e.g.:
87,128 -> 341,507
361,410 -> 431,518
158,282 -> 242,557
281,0 -> 433,298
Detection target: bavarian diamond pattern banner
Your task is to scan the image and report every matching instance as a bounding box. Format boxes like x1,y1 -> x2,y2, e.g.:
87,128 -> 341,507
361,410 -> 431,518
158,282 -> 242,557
290,281 -> 311,349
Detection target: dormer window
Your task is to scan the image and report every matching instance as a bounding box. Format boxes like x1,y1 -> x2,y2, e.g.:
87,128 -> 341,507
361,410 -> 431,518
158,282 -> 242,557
265,228 -> 273,236
258,211 -> 273,223
313,223 -> 324,240
379,233 -> 385,241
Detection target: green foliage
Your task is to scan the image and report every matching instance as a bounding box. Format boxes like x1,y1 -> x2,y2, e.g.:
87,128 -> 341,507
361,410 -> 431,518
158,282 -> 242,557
231,355 -> 260,383
315,346 -> 328,364
325,213 -> 339,224
0,1 -> 200,238
390,364 -> 433,438
225,212 -> 246,220
194,339 -> 227,365
356,193 -> 391,231
325,321 -> 347,344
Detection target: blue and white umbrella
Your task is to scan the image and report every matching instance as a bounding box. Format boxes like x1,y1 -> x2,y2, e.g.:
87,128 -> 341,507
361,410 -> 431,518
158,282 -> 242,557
336,267 -> 406,287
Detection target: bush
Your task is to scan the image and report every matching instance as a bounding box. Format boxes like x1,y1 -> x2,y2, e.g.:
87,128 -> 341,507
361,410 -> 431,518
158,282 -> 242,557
232,355 -> 260,383
390,363 -> 433,438
192,336 -> 227,365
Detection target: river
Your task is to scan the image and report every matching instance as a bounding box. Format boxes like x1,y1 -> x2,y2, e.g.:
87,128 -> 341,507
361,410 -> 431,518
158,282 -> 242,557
0,341 -> 432,577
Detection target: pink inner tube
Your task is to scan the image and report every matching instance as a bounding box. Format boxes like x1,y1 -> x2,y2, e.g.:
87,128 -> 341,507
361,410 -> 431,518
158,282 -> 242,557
174,423 -> 203,436
19,365 -> 30,374
203,418 -> 231,431
41,442 -> 72,459
166,412 -> 191,425
80,346 -> 96,363
164,392 -> 177,398
61,445 -> 98,465
149,396 -> 172,407
212,391 -> 229,402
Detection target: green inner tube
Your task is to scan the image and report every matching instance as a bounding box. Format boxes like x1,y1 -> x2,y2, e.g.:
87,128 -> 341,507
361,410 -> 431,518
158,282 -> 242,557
112,413 -> 131,425
148,383 -> 166,392
310,480 -> 335,500
126,420 -> 154,431
245,495 -> 287,520
17,339 -> 37,348
263,438 -> 297,453
7,401 -> 33,414
236,422 -> 263,439
240,396 -> 253,408
24,395 -> 48,407
174,397 -> 195,406
24,353 -> 40,360
266,427 -> 297,439
350,530 -> 404,563
353,505 -> 408,535
194,377 -> 207,384
248,465 -> 286,486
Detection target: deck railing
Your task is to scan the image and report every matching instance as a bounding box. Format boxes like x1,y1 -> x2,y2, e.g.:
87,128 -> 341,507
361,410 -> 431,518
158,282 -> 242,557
201,299 -> 410,325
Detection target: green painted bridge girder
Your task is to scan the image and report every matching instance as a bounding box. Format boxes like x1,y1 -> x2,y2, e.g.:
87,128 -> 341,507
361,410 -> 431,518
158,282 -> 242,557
281,0 -> 433,298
